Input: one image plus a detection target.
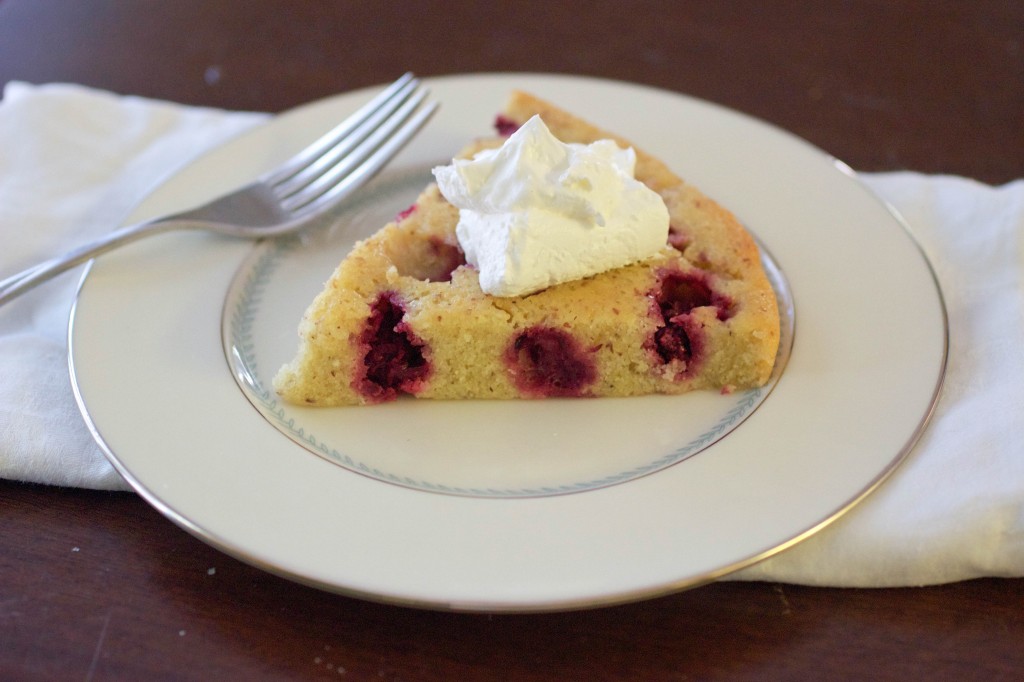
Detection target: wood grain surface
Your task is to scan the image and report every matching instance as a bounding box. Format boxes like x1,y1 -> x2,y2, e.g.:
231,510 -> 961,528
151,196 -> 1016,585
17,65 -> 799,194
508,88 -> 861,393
1,1 -> 1022,680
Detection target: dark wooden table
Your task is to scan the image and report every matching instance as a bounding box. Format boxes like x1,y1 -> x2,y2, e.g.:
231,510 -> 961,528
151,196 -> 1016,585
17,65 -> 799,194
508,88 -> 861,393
2,2 -> 1022,680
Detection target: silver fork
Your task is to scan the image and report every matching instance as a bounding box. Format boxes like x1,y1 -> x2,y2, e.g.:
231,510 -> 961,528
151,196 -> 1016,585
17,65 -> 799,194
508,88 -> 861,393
0,72 -> 438,307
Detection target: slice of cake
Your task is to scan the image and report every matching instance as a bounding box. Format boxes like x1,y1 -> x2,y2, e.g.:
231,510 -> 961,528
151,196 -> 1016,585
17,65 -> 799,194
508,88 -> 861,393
273,91 -> 780,406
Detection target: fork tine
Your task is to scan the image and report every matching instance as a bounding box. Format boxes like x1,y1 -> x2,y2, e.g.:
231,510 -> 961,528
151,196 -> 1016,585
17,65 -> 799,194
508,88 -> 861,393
261,72 -> 416,187
280,97 -> 439,218
273,82 -> 428,204
279,98 -> 439,219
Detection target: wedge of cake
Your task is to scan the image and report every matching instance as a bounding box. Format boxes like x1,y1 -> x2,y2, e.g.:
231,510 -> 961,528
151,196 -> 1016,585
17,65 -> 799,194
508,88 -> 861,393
273,91 -> 780,406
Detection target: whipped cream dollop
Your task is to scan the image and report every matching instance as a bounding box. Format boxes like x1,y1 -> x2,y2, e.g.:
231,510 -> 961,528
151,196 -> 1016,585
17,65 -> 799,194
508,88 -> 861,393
431,115 -> 669,297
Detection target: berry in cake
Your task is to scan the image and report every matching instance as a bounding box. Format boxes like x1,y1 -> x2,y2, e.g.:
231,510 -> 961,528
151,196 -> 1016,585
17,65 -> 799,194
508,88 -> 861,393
505,326 -> 598,398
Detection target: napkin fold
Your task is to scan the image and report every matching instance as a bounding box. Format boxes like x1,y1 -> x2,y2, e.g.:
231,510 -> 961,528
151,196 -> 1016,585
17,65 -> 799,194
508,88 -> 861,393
1,82 -> 1021,587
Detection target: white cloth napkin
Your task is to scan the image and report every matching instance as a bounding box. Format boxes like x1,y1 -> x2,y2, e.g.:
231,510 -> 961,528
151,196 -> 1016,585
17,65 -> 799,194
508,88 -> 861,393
1,82 -> 1021,587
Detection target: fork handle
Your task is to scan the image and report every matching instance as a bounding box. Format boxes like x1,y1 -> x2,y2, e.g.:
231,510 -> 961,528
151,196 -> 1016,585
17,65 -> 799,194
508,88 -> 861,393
0,219 -> 181,307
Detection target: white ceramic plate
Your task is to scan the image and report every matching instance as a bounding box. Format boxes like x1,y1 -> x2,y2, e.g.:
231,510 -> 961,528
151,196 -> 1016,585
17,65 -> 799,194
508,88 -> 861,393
70,73 -> 946,612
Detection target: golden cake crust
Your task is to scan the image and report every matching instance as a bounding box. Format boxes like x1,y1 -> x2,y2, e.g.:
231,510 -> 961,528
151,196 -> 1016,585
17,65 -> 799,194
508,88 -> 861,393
273,91 -> 780,406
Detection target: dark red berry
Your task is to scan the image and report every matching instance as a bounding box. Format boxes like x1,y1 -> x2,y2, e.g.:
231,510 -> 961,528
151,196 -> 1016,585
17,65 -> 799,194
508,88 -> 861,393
505,326 -> 597,397
356,293 -> 431,401
494,115 -> 521,137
